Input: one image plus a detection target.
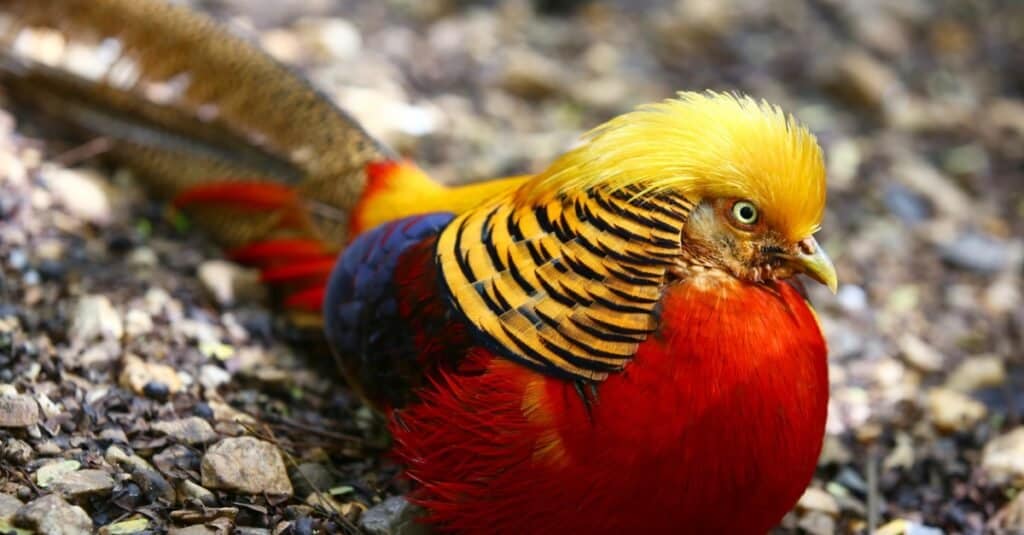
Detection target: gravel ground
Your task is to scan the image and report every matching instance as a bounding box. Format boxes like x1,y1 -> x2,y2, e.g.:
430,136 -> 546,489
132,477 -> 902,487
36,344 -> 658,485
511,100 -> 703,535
1,0 -> 1023,533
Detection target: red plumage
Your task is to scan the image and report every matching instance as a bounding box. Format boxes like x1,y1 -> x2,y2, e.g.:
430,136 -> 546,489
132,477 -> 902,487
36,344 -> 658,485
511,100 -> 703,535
391,274 -> 828,534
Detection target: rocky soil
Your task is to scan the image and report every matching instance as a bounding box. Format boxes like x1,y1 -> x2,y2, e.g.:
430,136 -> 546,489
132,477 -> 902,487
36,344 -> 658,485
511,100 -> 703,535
1,0 -> 1022,533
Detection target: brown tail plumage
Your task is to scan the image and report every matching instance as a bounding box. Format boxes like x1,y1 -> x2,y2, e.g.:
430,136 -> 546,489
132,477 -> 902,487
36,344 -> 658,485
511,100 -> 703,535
0,0 -> 392,249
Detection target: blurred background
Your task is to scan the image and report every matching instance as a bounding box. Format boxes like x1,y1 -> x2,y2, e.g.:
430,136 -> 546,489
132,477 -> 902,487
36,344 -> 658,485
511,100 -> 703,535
0,0 -> 1021,533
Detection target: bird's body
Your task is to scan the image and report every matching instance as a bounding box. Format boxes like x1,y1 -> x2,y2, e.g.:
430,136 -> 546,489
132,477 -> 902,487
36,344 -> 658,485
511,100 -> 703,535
1,1 -> 835,533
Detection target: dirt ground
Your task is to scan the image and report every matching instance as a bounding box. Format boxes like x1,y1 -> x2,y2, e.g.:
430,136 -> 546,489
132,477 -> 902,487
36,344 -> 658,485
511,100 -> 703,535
1,0 -> 1023,533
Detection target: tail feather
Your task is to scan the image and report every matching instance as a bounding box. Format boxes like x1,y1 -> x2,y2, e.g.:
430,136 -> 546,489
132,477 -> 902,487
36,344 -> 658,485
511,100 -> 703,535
284,287 -> 329,312
172,181 -> 298,211
260,259 -> 337,283
229,239 -> 331,264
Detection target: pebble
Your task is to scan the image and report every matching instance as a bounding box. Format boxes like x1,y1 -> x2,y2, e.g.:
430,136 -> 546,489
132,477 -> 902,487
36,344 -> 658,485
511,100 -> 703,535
359,496 -> 429,535
835,284 -> 868,314
198,364 -> 232,390
13,494 -> 92,535
168,527 -> 219,535
0,493 -> 23,518
70,295 -> 123,344
290,462 -> 335,499
201,437 -> 293,496
797,511 -> 836,535
875,519 -> 944,535
796,487 -> 840,516
927,388 -> 987,433
43,166 -> 113,225
176,479 -> 216,506
990,490 -> 1024,532
827,50 -> 902,111
152,417 -> 218,445
105,445 -> 175,503
892,155 -> 972,220
883,432 -> 916,471
49,469 -> 116,499
295,17 -> 362,61
939,233 -> 1020,274
197,260 -> 265,307
2,438 -> 34,465
118,354 -> 183,397
0,394 -> 39,428
123,309 -> 153,338
498,48 -> 567,99
944,355 -> 1007,393
98,517 -> 149,534
142,381 -> 171,402
982,427 -> 1024,485
35,460 -> 82,488
899,334 -> 944,372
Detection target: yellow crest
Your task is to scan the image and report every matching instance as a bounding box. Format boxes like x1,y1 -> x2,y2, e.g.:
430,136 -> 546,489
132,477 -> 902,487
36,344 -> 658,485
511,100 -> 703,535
518,91 -> 826,241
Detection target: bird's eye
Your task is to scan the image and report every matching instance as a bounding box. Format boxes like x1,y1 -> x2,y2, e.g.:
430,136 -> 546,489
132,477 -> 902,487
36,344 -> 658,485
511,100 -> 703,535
731,200 -> 759,226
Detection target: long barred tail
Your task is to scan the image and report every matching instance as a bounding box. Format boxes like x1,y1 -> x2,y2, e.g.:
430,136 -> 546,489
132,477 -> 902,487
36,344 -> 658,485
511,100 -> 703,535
0,0 -> 392,249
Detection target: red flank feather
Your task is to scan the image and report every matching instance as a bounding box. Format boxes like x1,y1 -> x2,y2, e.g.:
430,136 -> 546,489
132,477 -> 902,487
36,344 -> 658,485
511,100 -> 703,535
391,279 -> 828,534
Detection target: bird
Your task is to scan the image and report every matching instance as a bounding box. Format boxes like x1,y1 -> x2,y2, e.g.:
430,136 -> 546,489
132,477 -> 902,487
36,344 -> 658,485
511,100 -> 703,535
1,1 -> 835,533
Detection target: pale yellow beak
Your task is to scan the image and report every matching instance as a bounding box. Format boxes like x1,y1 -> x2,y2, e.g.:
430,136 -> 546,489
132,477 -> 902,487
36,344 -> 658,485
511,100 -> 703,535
791,237 -> 838,294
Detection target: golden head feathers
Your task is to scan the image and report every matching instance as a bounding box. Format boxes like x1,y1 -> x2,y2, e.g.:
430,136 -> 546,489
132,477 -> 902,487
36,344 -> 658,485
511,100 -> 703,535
519,91 -> 826,241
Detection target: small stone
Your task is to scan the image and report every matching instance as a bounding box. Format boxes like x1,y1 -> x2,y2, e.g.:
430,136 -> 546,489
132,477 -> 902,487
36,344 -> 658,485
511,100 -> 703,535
197,260 -> 264,307
168,527 -> 218,535
35,460 -> 82,488
359,496 -> 429,535
498,48 -> 567,99
290,462 -> 335,498
0,493 -> 23,519
151,417 -> 217,445
835,284 -> 868,314
940,233 -> 1021,274
892,155 -> 972,220
142,381 -> 170,402
295,17 -> 362,61
945,355 -> 1007,392
2,438 -> 33,465
883,432 -> 915,471
990,490 -> 1024,533
797,511 -> 836,535
70,295 -> 123,343
50,469 -> 115,499
153,445 -> 202,478
982,427 -> 1024,485
928,388 -> 986,433
127,247 -> 158,268
827,50 -> 902,111
875,519 -> 943,535
0,395 -> 39,428
817,436 -> 852,466
176,480 -> 216,506
899,334 -> 944,373
201,437 -> 292,496
13,494 -> 92,535
105,446 -> 175,502
119,354 -> 182,396
98,517 -> 149,534
43,166 -> 112,225
199,364 -> 232,389
796,487 -> 840,516
123,310 -> 153,338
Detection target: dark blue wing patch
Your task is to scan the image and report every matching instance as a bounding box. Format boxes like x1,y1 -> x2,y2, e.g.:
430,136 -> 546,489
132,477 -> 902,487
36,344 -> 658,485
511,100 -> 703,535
323,212 -> 454,406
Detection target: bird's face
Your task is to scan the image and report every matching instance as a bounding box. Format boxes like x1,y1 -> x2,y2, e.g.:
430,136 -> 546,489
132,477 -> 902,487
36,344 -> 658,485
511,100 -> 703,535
524,91 -> 836,292
678,197 -> 837,292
